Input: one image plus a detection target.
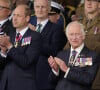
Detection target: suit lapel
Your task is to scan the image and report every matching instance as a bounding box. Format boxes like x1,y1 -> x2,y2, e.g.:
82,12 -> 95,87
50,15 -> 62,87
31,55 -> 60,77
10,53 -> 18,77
41,21 -> 52,35
10,30 -> 16,45
65,48 -> 70,65
79,46 -> 89,58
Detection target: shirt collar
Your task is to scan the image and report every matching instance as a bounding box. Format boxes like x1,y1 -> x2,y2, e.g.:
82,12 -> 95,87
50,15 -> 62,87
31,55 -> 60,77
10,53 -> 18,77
0,18 -> 9,27
71,43 -> 84,54
16,26 -> 28,36
37,19 -> 48,30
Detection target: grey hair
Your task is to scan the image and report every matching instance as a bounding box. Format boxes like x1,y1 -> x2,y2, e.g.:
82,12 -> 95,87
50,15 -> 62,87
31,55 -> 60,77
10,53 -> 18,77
1,0 -> 12,10
65,21 -> 85,37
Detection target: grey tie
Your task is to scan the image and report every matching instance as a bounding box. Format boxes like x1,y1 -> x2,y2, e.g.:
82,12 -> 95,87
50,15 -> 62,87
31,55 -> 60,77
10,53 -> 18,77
37,24 -> 42,33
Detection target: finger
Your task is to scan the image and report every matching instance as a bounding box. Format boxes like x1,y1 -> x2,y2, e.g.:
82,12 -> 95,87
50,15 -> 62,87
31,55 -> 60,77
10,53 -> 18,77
55,57 -> 61,64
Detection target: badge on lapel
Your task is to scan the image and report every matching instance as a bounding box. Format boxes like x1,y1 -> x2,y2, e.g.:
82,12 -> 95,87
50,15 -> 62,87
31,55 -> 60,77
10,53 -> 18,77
21,36 -> 32,46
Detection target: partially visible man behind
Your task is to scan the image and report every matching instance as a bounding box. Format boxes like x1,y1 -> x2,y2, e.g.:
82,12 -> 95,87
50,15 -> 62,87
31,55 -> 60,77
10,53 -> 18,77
48,1 -> 65,30
48,21 -> 100,90
33,0 -> 67,90
0,0 -> 13,88
0,4 -> 41,90
0,0 -> 13,35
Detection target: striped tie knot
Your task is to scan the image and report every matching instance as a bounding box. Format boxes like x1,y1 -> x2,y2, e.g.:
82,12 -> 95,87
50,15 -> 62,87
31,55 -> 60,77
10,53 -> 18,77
37,24 -> 42,33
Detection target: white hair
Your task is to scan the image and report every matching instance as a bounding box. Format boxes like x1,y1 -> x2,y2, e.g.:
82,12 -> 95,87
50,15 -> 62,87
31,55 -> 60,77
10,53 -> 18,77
65,21 -> 85,37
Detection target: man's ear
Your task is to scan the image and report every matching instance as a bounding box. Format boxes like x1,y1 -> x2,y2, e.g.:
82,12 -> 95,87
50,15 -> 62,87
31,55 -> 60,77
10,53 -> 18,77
8,10 -> 12,16
26,16 -> 30,22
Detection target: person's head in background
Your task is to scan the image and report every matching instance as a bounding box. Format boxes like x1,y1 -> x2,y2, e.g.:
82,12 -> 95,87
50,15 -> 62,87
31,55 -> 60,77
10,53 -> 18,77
12,5 -> 31,31
84,0 -> 99,19
15,0 -> 29,6
99,0 -> 100,13
0,0 -> 12,21
48,1 -> 61,23
34,0 -> 51,22
66,21 -> 85,49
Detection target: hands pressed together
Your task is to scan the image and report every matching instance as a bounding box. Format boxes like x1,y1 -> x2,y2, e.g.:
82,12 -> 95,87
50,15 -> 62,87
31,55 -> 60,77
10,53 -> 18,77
0,34 -> 12,54
48,56 -> 68,73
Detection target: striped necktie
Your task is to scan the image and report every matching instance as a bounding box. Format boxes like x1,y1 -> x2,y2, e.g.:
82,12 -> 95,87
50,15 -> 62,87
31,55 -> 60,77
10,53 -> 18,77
37,24 -> 42,33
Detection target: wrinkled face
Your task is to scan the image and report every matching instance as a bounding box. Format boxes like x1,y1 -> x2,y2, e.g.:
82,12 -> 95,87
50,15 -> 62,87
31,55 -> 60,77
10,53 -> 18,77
12,6 -> 29,31
0,0 -> 11,20
34,0 -> 51,21
67,23 -> 85,49
85,0 -> 99,14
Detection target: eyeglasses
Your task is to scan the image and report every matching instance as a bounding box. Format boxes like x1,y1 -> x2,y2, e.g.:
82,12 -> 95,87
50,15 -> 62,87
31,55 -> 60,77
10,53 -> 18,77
86,0 -> 98,2
0,5 -> 10,10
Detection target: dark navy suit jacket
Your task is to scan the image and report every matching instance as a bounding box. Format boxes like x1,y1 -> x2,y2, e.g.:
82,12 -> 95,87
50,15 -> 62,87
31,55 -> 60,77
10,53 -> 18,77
36,21 -> 67,89
0,20 -> 14,89
0,28 -> 42,90
49,46 -> 99,90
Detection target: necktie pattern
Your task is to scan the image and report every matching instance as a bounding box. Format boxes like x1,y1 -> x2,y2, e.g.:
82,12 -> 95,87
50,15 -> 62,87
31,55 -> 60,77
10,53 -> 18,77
14,33 -> 22,47
37,24 -> 42,33
68,50 -> 77,66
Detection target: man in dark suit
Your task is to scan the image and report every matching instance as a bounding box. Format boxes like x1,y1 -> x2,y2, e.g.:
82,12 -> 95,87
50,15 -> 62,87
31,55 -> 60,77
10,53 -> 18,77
0,0 -> 14,88
48,21 -> 100,90
0,5 -> 41,90
33,0 -> 67,90
0,0 -> 13,34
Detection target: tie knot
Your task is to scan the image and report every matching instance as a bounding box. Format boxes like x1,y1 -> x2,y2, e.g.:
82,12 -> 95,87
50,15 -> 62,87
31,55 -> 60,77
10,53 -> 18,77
37,23 -> 42,32
38,24 -> 42,27
72,50 -> 77,56
16,33 -> 22,41
16,33 -> 20,38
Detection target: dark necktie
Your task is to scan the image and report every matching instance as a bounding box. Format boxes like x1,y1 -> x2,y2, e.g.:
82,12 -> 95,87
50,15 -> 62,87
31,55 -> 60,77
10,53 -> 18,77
68,50 -> 77,66
36,24 -> 42,33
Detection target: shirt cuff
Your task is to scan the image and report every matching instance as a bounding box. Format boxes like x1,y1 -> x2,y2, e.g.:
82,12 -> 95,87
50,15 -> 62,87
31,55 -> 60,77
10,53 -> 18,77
52,68 -> 59,76
64,67 -> 70,78
7,45 -> 13,53
0,51 -> 7,58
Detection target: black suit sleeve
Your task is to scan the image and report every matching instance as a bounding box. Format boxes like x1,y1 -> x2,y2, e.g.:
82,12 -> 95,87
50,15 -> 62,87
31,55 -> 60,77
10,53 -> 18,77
7,33 -> 42,69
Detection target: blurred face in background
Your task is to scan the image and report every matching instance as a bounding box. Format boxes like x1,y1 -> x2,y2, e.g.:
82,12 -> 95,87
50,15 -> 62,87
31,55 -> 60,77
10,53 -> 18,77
34,0 -> 51,21
49,14 -> 60,23
0,0 -> 11,20
85,0 -> 99,14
